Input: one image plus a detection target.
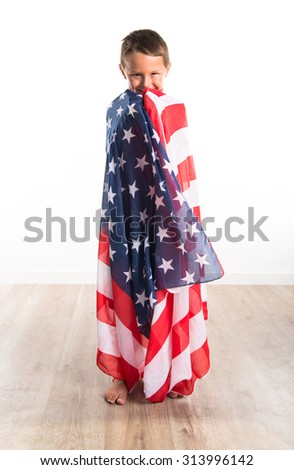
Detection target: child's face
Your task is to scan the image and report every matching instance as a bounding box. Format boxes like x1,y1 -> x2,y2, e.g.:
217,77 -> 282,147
119,52 -> 171,94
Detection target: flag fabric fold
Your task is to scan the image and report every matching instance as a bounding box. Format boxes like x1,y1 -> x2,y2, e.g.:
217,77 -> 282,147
96,88 -> 224,402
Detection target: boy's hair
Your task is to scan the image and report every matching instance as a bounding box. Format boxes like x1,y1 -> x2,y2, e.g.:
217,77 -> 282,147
120,29 -> 170,68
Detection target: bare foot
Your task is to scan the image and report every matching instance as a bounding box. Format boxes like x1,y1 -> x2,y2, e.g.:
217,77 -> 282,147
104,379 -> 128,405
167,391 -> 184,399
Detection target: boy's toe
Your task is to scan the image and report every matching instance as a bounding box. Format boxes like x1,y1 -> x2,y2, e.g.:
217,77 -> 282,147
105,392 -> 116,403
116,397 -> 125,405
167,391 -> 184,399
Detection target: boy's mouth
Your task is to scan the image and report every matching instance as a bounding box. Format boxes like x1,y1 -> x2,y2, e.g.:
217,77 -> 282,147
135,86 -> 159,94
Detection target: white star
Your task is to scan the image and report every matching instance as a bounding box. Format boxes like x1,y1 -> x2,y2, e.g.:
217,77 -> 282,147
152,129 -> 160,143
109,158 -> 116,174
122,127 -> 136,144
111,132 -> 117,143
132,236 -> 142,253
135,154 -> 150,171
173,190 -> 186,206
118,153 -> 126,169
109,248 -> 116,261
152,164 -> 157,176
185,222 -> 200,237
147,185 -> 155,199
177,242 -> 187,254
139,208 -> 148,223
106,117 -> 112,129
144,133 -> 148,142
195,253 -> 210,268
158,257 -> 174,274
123,243 -> 128,254
121,186 -> 126,192
116,106 -> 124,116
119,92 -> 126,100
123,267 -> 132,282
135,289 -> 148,307
149,292 -> 157,308
107,187 -> 116,204
163,160 -> 173,174
157,226 -> 170,242
144,236 -> 150,250
181,270 -> 195,283
103,182 -> 108,192
129,180 -> 139,198
159,181 -> 166,192
127,103 -> 138,117
107,102 -> 113,110
151,150 -> 157,162
155,194 -> 165,209
108,220 -> 117,232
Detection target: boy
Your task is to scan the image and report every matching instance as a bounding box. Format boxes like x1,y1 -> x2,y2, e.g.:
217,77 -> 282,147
118,29 -> 171,94
96,30 -> 224,405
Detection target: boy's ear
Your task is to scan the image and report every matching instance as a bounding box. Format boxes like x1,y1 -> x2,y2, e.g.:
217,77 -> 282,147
166,62 -> 171,76
119,64 -> 127,79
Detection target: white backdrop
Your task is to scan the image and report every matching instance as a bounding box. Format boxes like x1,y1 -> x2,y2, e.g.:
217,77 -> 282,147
0,0 -> 293,284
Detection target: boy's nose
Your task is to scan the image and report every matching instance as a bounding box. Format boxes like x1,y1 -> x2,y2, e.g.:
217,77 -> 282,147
142,76 -> 152,88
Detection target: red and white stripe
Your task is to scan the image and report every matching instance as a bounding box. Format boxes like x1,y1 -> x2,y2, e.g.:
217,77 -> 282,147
96,89 -> 211,402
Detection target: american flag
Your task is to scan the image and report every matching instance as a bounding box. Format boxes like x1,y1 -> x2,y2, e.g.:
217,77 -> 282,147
96,88 -> 224,402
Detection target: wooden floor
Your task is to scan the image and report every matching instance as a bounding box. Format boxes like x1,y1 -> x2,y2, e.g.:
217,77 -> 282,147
0,284 -> 293,450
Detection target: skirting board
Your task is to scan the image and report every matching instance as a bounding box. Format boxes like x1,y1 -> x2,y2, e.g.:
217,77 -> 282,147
0,272 -> 293,285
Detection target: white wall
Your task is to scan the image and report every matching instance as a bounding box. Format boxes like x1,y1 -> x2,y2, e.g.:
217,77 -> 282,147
0,0 -> 293,284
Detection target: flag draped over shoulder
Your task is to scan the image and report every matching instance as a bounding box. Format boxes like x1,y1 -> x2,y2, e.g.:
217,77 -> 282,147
96,88 -> 224,402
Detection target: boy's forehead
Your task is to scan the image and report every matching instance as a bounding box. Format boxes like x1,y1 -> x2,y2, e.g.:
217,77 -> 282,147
123,52 -> 166,70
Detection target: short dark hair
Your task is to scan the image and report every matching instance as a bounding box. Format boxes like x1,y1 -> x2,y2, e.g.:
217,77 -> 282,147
120,29 -> 170,68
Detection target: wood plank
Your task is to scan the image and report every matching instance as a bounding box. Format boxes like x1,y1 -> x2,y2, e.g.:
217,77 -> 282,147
0,284 -> 293,449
